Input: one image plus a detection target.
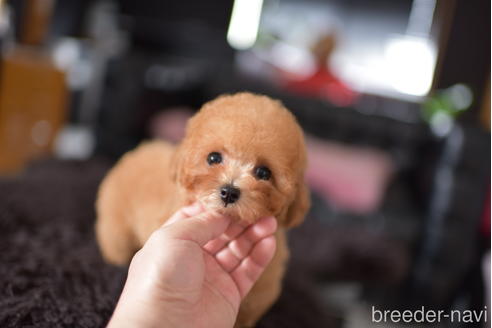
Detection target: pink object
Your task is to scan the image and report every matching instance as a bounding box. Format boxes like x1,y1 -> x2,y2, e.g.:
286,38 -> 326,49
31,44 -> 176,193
282,68 -> 359,107
148,108 -> 194,143
306,137 -> 395,213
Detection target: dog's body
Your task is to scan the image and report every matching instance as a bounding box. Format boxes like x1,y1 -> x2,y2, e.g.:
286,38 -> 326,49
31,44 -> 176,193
96,93 -> 310,327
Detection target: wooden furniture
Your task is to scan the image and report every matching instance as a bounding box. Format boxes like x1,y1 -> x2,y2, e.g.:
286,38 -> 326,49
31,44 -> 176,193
0,0 -> 67,174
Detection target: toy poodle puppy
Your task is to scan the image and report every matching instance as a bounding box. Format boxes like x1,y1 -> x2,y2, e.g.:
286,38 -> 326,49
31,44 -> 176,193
96,92 -> 310,327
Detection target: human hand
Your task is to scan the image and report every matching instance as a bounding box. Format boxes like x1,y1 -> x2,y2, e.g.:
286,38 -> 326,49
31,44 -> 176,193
108,203 -> 277,328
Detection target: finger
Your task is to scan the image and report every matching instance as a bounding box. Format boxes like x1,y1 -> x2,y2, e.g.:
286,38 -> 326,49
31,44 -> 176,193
231,235 -> 276,299
211,217 -> 277,272
228,217 -> 277,259
203,221 -> 247,254
161,211 -> 231,246
163,202 -> 204,227
215,247 -> 241,272
204,216 -> 276,255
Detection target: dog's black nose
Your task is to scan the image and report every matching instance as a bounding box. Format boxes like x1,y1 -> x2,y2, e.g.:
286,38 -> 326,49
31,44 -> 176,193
220,184 -> 240,206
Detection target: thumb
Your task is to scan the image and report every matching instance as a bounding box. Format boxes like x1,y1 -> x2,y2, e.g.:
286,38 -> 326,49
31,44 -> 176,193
160,211 -> 231,246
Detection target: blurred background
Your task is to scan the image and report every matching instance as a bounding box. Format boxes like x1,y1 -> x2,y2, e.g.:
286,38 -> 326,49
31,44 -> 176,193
0,0 -> 490,327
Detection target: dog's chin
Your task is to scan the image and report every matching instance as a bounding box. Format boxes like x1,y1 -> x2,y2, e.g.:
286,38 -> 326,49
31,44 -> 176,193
197,198 -> 266,225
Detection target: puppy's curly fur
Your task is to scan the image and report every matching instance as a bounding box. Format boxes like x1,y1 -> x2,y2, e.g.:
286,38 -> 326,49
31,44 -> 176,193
96,92 -> 310,327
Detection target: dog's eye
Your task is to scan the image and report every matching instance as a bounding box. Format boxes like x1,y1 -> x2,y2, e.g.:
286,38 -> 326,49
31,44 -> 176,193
207,152 -> 222,165
254,166 -> 272,180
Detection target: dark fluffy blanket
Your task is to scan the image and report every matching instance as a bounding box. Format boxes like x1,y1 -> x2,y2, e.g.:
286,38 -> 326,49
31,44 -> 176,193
0,159 -> 341,328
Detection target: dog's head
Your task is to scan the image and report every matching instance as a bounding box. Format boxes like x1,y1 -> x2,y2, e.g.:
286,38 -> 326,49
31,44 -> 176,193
173,93 -> 309,227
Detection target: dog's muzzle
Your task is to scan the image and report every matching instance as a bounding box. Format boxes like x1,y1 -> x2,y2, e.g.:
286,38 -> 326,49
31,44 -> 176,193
220,184 -> 240,207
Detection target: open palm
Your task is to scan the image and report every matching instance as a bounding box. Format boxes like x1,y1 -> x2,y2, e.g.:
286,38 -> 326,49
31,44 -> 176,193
111,204 -> 277,328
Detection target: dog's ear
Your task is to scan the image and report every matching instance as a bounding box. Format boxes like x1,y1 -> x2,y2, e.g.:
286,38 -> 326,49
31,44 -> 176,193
171,113 -> 201,184
283,181 -> 310,228
170,143 -> 185,183
171,115 -> 196,184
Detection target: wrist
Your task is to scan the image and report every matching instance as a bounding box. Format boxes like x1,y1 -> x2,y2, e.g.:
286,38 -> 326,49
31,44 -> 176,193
108,292 -> 179,328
